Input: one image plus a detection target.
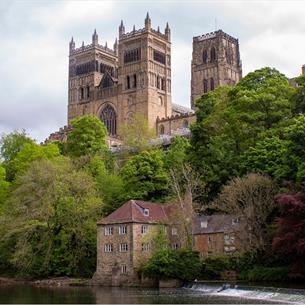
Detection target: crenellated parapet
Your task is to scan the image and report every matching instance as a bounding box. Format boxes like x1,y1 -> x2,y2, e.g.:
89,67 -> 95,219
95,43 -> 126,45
157,112 -> 195,123
119,13 -> 170,42
193,29 -> 238,44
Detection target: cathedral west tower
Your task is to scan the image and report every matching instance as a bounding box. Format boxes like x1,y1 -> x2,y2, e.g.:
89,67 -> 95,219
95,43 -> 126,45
191,30 -> 242,109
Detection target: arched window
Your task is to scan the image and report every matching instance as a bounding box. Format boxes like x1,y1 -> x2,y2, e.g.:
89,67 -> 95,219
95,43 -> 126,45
157,76 -> 160,89
202,50 -> 208,64
86,85 -> 90,98
100,105 -> 117,136
133,74 -> 137,88
210,78 -> 215,91
159,125 -> 165,135
203,79 -> 208,93
80,87 -> 84,100
210,47 -> 217,63
126,75 -> 130,89
183,120 -> 188,128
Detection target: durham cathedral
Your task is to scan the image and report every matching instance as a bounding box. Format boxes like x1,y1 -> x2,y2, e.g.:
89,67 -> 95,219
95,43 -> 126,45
48,13 -> 242,147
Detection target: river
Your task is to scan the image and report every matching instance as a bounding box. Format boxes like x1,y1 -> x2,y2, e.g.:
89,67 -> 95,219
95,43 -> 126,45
1,283 -> 305,304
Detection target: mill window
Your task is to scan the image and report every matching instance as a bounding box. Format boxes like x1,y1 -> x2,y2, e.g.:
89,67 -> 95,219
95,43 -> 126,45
121,265 -> 127,274
104,226 -> 113,235
104,243 -> 113,252
141,225 -> 148,234
119,243 -> 128,252
119,225 -> 127,235
142,243 -> 150,252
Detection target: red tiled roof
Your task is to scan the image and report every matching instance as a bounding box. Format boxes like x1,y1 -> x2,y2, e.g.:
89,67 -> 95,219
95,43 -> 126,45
97,200 -> 170,225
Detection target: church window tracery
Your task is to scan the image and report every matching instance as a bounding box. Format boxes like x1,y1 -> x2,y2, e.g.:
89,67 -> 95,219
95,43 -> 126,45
100,105 -> 117,136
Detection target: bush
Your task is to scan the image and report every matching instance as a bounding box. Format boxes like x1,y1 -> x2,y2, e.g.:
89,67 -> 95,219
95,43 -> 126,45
140,248 -> 202,281
239,266 -> 289,281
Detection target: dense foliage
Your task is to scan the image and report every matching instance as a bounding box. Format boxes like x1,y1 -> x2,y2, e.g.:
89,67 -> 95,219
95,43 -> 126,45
0,66 -> 305,280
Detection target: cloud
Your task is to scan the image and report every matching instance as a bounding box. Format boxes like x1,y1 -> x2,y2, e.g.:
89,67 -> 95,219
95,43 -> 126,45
0,0 -> 304,142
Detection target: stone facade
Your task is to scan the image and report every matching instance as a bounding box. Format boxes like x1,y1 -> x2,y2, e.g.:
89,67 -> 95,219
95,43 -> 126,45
193,215 -> 242,257
68,14 -> 174,137
93,200 -> 182,286
191,30 -> 242,109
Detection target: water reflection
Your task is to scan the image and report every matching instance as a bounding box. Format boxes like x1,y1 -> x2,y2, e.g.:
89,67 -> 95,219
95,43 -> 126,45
0,285 -> 278,304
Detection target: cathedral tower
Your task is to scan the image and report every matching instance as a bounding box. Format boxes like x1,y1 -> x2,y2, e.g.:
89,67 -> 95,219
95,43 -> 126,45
118,13 -> 172,128
67,30 -> 118,124
191,30 -> 242,109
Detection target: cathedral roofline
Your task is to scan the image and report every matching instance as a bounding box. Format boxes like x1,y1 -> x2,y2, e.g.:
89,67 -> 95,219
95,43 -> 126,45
193,29 -> 238,43
70,42 -> 116,57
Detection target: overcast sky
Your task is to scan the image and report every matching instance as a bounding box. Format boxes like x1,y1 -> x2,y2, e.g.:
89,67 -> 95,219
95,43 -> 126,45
0,0 -> 304,142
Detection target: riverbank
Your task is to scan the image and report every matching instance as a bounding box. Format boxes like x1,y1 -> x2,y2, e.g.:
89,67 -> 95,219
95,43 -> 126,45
0,276 -> 90,287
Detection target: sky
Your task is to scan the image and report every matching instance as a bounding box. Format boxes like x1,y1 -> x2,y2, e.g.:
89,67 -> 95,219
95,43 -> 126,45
0,0 -> 305,143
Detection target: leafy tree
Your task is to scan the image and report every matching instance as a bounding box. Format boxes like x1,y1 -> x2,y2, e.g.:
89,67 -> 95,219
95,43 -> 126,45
66,115 -> 108,157
0,158 -> 101,277
121,150 -> 168,201
293,74 -> 305,115
119,113 -> 156,151
241,136 -> 290,179
7,142 -> 60,181
85,156 -> 125,215
0,165 -> 9,208
0,130 -> 33,162
273,189 -> 305,275
141,248 -> 201,281
190,68 -> 295,199
212,173 -> 277,251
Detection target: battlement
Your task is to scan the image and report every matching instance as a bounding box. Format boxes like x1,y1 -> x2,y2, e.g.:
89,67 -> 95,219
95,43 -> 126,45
157,112 -> 195,123
120,26 -> 169,41
70,42 -> 116,56
193,29 -> 238,43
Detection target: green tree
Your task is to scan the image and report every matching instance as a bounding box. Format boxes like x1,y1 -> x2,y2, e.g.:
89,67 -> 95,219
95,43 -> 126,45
119,113 -> 156,151
85,156 -> 125,215
0,158 -> 101,277
241,136 -> 290,180
293,74 -> 305,115
8,142 -> 60,181
0,165 -> 9,208
66,115 -> 108,157
190,67 -> 295,199
121,150 -> 168,201
0,130 -> 33,162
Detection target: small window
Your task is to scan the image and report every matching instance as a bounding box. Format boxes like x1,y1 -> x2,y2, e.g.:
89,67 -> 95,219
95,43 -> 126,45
210,47 -> 217,63
80,87 -> 84,100
200,220 -> 208,228
121,265 -> 127,274
104,243 -> 113,252
143,208 -> 149,216
119,243 -> 128,252
172,243 -> 179,250
183,120 -> 188,128
171,227 -> 178,235
126,75 -> 130,89
104,226 -> 113,235
202,50 -> 208,64
119,225 -> 127,235
210,78 -> 215,91
133,74 -> 137,88
159,125 -> 165,135
141,243 -> 150,252
141,225 -> 148,234
86,85 -> 90,98
203,79 -> 208,93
